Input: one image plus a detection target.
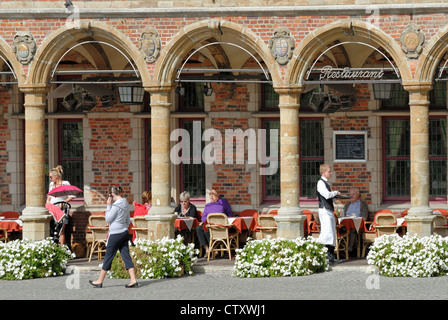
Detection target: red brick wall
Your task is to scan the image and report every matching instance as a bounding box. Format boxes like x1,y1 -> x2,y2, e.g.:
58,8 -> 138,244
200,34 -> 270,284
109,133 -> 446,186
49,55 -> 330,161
88,118 -> 134,204
210,83 -> 252,205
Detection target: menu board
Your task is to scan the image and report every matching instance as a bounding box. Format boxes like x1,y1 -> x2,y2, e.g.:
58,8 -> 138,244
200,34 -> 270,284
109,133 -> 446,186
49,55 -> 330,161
333,131 -> 367,162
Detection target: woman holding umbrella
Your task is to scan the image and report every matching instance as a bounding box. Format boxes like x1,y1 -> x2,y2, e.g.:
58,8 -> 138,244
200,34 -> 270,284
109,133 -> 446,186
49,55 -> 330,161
46,165 -> 75,245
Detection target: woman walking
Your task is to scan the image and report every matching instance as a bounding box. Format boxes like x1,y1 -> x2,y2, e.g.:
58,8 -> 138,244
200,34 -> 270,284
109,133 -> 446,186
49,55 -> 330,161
89,186 -> 138,288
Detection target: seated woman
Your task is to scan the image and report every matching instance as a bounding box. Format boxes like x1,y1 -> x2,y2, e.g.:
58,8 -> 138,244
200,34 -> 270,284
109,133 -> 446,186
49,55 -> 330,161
196,189 -> 233,257
174,191 -> 198,218
142,191 -> 152,210
174,191 -> 198,243
133,191 -> 152,217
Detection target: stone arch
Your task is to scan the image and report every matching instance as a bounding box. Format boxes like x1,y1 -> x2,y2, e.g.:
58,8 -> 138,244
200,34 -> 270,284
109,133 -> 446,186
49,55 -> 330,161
26,20 -> 149,87
152,19 -> 281,89
286,19 -> 412,86
0,36 -> 25,85
416,23 -> 448,83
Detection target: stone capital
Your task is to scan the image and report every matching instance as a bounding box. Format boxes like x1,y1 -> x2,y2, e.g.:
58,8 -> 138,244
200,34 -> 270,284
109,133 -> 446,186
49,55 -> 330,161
273,84 -> 304,96
19,84 -> 51,95
144,82 -> 175,94
401,81 -> 433,94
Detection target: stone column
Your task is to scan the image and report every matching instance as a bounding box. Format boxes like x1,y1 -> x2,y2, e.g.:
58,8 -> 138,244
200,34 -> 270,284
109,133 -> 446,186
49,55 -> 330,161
145,85 -> 176,239
20,85 -> 52,240
403,83 -> 434,237
274,85 -> 306,239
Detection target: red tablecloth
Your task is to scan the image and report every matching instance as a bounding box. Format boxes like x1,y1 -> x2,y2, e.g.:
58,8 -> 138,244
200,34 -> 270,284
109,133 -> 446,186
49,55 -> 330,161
240,211 -> 259,230
0,220 -> 22,232
338,217 -> 365,233
175,218 -> 198,231
228,217 -> 256,233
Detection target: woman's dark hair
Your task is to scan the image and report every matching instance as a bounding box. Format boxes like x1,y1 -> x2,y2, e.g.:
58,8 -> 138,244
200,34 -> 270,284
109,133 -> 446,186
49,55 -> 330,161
109,186 -> 123,196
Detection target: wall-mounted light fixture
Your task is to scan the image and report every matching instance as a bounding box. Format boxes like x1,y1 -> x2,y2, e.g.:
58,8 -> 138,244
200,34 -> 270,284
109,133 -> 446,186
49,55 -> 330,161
175,83 -> 185,96
204,82 -> 213,96
117,86 -> 145,105
372,82 -> 393,100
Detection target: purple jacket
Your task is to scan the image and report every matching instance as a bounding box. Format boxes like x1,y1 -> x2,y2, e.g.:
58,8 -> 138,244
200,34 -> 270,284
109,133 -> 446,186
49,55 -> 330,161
201,198 -> 233,223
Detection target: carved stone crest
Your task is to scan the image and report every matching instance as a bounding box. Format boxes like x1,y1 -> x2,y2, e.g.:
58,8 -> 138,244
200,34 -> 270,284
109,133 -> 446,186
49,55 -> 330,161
269,27 -> 295,65
400,24 -> 425,59
12,32 -> 36,65
140,27 -> 161,64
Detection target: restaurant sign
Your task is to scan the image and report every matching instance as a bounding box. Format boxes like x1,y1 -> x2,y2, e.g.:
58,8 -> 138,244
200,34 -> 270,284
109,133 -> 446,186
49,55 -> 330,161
304,41 -> 400,85
318,66 -> 384,81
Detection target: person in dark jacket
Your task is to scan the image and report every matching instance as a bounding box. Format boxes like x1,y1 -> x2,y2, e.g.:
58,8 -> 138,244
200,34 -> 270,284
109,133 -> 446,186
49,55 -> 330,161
174,191 -> 199,243
174,191 -> 198,218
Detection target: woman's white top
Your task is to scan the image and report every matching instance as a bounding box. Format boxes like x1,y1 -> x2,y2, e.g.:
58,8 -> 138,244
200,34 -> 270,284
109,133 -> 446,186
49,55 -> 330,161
48,181 -> 75,204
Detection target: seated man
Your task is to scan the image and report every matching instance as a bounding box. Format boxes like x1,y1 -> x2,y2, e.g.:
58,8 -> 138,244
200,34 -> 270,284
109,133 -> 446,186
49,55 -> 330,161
342,188 -> 369,253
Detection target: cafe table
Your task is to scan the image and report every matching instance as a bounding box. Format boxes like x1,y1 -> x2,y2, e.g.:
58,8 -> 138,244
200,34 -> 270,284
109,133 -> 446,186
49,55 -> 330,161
228,216 -> 256,234
338,216 -> 365,258
175,217 -> 199,232
0,216 -> 23,233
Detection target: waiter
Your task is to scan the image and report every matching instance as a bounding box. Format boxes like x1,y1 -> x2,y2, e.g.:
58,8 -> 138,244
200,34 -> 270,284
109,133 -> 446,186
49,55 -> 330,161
317,163 -> 340,263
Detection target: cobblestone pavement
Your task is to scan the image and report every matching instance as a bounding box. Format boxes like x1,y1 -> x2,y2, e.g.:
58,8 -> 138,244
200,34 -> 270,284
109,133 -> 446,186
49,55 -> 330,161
2,266 -> 448,301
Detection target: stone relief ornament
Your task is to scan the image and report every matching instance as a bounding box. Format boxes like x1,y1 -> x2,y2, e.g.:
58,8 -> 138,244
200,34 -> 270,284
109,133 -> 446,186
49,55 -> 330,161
269,27 -> 295,65
12,31 -> 37,65
140,27 -> 161,64
400,24 -> 425,59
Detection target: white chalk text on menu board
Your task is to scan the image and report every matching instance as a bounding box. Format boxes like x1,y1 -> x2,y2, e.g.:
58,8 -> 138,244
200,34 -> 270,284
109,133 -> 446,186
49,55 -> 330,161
333,131 -> 367,162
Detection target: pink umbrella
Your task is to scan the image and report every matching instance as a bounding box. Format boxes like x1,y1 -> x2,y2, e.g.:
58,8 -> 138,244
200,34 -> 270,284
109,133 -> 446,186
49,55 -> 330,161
47,185 -> 82,198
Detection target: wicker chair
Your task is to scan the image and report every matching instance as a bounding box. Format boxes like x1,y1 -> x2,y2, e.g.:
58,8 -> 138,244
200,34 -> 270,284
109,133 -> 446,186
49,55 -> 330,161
132,216 -> 154,240
257,214 -> 277,239
88,215 -> 109,262
334,221 -> 349,260
374,212 -> 398,237
361,221 -> 377,258
85,230 -> 93,258
0,227 -> 8,243
206,213 -> 239,261
433,215 -> 448,237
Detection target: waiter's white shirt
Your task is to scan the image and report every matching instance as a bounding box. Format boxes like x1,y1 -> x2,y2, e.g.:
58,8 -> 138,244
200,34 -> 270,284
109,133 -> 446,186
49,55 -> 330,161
317,177 -> 338,247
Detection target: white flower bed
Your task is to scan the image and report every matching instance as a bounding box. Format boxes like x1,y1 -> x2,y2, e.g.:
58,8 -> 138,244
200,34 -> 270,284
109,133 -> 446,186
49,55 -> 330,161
110,235 -> 199,279
233,237 -> 328,277
367,234 -> 448,277
0,238 -> 75,280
